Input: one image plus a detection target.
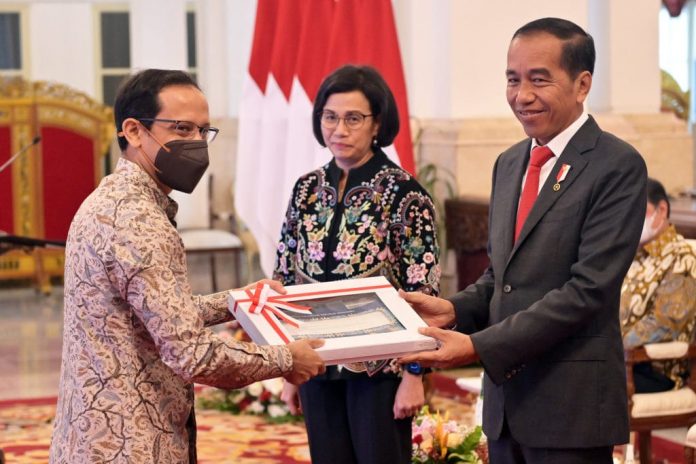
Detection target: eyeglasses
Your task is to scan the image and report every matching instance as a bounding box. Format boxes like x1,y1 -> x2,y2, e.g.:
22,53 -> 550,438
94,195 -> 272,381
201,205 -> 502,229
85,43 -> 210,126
319,110 -> 373,130
138,118 -> 220,143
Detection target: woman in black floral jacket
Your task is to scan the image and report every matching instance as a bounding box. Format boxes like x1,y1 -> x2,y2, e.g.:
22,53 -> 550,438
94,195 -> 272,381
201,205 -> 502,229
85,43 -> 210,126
275,65 -> 440,464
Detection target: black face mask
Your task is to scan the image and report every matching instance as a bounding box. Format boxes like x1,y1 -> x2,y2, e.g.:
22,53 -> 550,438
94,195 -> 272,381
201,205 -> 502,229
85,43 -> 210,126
153,139 -> 209,193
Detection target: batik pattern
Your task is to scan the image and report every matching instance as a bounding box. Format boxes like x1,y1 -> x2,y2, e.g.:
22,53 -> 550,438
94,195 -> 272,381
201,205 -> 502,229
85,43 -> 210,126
621,225 -> 696,387
49,158 -> 292,463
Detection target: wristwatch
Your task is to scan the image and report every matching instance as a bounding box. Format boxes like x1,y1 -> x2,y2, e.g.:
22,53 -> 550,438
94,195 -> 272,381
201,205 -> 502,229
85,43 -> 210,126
405,362 -> 424,375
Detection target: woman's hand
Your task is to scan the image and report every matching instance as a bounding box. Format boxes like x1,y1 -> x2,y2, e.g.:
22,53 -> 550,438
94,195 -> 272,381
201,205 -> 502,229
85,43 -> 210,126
280,380 -> 302,415
393,371 -> 425,419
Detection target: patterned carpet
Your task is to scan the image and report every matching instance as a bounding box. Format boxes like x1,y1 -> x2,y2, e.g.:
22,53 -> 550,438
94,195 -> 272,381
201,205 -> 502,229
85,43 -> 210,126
0,396 -> 312,464
0,378 -> 685,463
0,378 -> 476,464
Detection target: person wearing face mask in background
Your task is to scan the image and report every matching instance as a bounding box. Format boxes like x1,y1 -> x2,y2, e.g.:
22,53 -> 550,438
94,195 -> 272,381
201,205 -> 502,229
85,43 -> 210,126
620,177 -> 696,393
49,69 -> 326,464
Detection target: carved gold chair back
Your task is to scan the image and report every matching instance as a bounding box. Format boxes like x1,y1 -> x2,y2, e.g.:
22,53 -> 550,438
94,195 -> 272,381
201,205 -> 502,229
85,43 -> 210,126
0,77 -> 113,293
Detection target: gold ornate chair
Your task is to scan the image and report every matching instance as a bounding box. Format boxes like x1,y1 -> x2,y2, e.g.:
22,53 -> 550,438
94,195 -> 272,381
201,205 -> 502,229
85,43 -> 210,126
0,77 -> 113,292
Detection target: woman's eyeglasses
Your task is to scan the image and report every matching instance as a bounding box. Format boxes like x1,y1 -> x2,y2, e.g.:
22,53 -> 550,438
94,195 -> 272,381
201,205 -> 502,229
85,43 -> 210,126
319,111 -> 373,130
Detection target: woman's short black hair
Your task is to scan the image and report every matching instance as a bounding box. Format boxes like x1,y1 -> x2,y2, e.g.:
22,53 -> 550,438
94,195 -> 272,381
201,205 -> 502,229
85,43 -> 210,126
114,69 -> 199,151
312,65 -> 399,147
647,177 -> 671,218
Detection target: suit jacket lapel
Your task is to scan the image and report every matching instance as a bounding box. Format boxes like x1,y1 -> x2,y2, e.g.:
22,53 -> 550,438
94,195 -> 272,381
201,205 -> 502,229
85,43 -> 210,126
509,117 -> 600,259
497,141 -> 530,260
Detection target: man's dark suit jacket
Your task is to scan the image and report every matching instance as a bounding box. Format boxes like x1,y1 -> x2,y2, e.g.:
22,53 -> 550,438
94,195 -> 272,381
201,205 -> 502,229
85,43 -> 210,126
451,116 -> 647,448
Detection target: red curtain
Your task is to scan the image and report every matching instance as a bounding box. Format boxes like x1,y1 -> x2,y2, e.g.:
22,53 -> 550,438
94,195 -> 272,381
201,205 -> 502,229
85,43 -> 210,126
0,127 -> 13,234
40,127 -> 95,241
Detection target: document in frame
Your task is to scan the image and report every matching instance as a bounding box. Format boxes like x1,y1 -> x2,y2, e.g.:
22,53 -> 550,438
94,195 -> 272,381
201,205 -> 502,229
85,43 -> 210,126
228,276 -> 438,365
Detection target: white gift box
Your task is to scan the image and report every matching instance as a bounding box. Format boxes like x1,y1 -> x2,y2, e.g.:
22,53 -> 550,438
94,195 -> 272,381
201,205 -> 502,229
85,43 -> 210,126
228,276 -> 438,365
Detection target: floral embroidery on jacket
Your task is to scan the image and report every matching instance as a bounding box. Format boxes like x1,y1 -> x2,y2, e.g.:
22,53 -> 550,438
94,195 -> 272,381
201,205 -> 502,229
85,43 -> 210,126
273,150 -> 440,376
274,150 -> 439,294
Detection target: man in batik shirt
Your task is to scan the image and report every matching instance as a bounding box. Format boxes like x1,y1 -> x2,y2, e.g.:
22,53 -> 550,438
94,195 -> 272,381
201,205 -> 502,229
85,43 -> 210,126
621,177 -> 696,392
49,69 -> 325,464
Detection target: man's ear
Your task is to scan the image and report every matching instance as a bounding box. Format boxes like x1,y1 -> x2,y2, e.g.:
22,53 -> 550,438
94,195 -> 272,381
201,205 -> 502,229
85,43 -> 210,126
575,70 -> 592,104
657,199 -> 670,219
120,118 -> 143,148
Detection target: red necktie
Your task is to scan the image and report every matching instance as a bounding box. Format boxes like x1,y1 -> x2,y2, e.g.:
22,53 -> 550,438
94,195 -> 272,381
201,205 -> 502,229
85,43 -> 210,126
515,145 -> 554,242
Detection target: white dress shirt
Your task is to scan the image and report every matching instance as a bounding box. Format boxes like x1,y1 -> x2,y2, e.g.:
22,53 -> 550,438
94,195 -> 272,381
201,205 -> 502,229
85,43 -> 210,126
521,112 -> 589,194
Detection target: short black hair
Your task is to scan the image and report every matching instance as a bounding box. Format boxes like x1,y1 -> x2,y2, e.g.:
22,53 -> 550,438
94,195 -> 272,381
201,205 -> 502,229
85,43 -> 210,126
647,177 -> 671,218
312,65 -> 399,147
113,69 -> 199,150
513,17 -> 595,78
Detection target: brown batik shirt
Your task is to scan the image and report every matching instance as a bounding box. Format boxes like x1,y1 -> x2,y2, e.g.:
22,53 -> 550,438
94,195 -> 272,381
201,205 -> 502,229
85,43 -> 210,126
49,158 -> 292,463
621,224 -> 696,387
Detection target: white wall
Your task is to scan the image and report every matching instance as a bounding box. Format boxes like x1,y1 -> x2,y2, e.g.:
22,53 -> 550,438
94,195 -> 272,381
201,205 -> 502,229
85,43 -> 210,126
5,0 -> 664,118
659,4 -> 691,90
393,0 -> 454,119
223,0 -> 255,118
130,0 -> 187,70
191,0 -> 255,119
395,0 -> 589,118
394,0 -> 661,118
604,0 -> 661,113
458,0 -> 589,118
28,2 -> 96,98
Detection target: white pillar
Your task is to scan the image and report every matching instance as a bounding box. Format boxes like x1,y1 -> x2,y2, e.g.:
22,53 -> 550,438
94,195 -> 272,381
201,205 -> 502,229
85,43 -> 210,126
195,0 -> 229,118
195,0 -> 257,117
28,3 -> 96,97
588,0 -> 661,113
587,0 -> 611,112
394,0 -> 453,118
394,0 -> 589,119
609,0 -> 661,113
224,0 -> 256,117
129,0 -> 187,71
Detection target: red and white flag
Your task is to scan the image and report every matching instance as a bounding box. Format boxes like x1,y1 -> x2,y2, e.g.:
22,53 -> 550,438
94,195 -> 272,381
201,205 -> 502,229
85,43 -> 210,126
235,0 -> 414,277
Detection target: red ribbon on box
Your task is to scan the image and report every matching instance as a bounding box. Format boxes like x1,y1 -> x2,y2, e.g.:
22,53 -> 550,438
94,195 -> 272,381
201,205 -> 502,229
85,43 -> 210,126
243,282 -> 311,344
234,282 -> 393,344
